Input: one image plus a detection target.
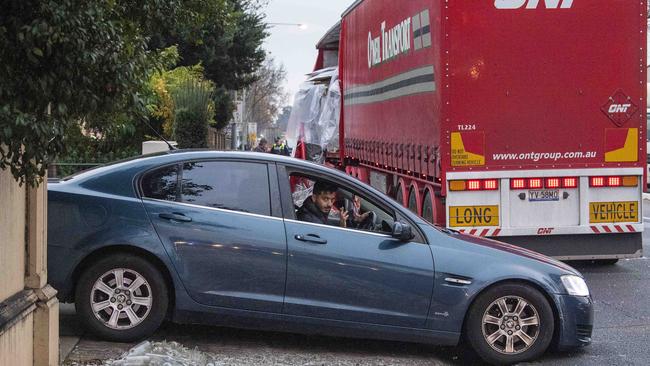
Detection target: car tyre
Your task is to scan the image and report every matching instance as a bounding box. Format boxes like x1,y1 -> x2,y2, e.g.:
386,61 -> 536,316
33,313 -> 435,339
75,254 -> 168,342
465,283 -> 554,365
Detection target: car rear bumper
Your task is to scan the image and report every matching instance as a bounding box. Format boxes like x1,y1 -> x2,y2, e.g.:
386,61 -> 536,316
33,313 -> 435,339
553,294 -> 594,350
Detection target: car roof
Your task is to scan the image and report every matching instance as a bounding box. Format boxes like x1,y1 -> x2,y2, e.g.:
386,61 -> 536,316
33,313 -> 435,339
62,150 -> 333,183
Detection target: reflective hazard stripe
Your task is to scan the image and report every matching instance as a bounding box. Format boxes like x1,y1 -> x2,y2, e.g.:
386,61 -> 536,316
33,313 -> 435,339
590,225 -> 637,234
458,228 -> 501,237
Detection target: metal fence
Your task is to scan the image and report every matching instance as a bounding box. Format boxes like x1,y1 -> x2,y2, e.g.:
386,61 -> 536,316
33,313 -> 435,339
47,162 -> 101,178
208,127 -> 230,150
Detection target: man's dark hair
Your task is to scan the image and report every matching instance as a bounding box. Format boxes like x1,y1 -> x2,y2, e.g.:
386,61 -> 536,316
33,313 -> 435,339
313,181 -> 338,195
259,138 -> 267,145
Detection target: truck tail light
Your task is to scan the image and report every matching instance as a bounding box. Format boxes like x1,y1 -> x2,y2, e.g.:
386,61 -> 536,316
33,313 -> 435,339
449,181 -> 466,191
450,179 -> 500,191
467,180 -> 482,191
607,176 -> 621,187
622,176 -> 638,187
562,177 -> 578,188
511,177 -> 580,190
528,178 -> 543,189
511,178 -> 527,189
590,176 -> 638,188
483,179 -> 498,190
545,178 -> 560,189
590,177 -> 605,187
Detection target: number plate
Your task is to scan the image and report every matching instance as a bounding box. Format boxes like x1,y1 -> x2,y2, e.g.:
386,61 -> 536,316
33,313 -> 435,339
528,190 -> 559,202
449,206 -> 499,227
589,201 -> 639,223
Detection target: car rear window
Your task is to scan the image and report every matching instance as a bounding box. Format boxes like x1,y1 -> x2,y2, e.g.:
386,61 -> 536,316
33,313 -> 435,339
141,165 -> 180,201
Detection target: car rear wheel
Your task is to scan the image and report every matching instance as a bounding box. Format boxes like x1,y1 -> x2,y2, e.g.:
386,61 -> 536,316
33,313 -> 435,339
75,254 -> 168,342
465,284 -> 554,365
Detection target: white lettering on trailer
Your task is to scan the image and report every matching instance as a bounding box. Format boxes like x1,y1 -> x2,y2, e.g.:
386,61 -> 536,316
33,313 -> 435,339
368,32 -> 381,68
495,0 -> 574,9
367,16 -> 412,68
608,104 -> 632,114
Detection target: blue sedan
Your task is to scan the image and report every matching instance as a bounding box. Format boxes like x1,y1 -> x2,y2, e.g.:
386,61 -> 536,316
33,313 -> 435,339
47,151 -> 592,364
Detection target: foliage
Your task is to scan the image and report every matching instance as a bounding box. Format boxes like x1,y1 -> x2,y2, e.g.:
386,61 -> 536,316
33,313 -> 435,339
54,120 -> 141,176
243,58 -> 288,127
0,0 -> 181,185
152,0 -> 269,92
276,105 -> 292,132
212,87 -> 236,130
0,0 -> 269,185
172,80 -> 214,148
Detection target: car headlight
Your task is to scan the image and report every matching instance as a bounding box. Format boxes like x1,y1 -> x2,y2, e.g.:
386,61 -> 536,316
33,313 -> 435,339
561,275 -> 590,297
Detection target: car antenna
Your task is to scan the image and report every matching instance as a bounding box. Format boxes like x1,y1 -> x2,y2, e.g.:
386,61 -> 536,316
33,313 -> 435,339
141,117 -> 177,151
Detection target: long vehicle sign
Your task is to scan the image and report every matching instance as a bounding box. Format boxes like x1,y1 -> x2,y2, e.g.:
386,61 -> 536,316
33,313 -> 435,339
589,201 -> 638,223
449,206 -> 500,227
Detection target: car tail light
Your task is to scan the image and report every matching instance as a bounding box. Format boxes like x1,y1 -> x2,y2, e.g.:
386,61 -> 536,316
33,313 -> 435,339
511,178 -> 527,190
590,176 -> 638,188
562,177 -> 578,188
545,178 -> 560,189
528,178 -> 543,189
450,179 -> 500,191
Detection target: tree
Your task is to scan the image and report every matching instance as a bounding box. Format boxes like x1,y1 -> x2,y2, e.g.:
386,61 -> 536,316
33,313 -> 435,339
0,0 -> 269,185
172,79 -> 214,148
243,58 -> 288,127
152,0 -> 268,92
150,0 -> 268,131
0,0 -> 182,185
276,106 -> 292,132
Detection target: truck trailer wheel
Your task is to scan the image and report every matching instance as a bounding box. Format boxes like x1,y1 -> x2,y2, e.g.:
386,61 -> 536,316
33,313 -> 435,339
422,190 -> 434,223
395,184 -> 405,207
408,187 -> 419,215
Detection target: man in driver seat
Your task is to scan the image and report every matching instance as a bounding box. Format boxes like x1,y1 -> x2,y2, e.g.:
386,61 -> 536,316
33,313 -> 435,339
297,181 -> 349,228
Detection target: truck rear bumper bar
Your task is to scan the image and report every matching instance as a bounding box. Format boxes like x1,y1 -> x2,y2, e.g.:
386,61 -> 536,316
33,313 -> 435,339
454,223 -> 644,237
495,232 -> 643,260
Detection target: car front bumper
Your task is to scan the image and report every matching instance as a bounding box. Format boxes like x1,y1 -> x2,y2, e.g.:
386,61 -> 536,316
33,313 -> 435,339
553,294 -> 594,350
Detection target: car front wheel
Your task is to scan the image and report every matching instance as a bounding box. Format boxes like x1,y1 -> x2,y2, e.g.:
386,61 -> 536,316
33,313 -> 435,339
465,284 -> 554,365
75,254 -> 168,342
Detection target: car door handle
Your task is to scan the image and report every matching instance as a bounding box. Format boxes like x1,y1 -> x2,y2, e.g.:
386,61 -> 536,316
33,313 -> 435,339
294,234 -> 327,245
159,213 -> 192,223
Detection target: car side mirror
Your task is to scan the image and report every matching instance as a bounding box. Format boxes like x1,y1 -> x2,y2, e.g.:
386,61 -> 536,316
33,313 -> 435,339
391,221 -> 414,241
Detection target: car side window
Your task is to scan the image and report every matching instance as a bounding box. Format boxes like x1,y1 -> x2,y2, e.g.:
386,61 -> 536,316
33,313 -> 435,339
290,174 -> 395,234
181,161 -> 271,216
141,165 -> 180,202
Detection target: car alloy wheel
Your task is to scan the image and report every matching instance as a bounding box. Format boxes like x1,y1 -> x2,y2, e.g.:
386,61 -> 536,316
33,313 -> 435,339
481,296 -> 540,355
90,268 -> 153,330
76,254 -> 168,342
465,283 -> 554,365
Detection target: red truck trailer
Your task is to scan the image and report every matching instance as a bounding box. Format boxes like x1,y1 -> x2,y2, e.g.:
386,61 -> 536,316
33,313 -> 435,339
295,0 -> 647,261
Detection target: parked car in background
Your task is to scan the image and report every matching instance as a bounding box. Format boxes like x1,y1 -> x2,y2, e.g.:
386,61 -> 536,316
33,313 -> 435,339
48,151 -> 593,365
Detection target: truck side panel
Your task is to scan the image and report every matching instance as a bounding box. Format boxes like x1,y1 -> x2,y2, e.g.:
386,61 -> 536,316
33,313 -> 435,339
342,0 -> 443,180
444,0 -> 647,173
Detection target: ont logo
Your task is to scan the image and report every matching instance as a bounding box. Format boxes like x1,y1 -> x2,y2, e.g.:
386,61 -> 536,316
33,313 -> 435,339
608,104 -> 633,114
495,0 -> 574,9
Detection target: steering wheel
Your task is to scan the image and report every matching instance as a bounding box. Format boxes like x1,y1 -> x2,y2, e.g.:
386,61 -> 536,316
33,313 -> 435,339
344,198 -> 378,231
